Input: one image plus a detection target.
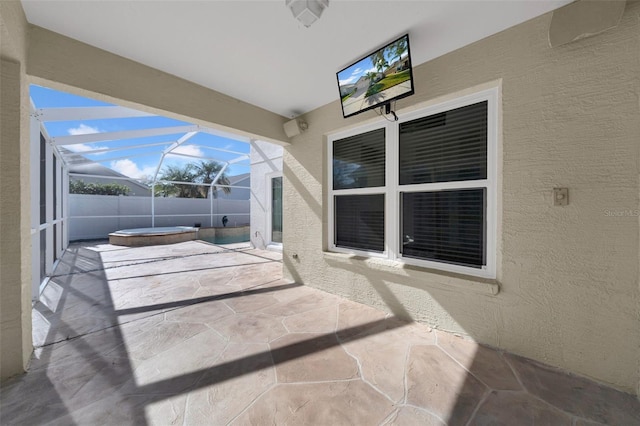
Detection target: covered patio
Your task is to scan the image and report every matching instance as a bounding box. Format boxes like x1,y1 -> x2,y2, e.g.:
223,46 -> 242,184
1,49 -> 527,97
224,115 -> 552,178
1,240 -> 638,425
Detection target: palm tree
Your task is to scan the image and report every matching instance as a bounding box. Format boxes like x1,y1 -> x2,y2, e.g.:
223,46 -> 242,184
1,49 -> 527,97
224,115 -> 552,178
369,50 -> 389,73
365,71 -> 378,86
157,163 -> 200,198
390,38 -> 408,70
156,161 -> 231,198
194,161 -> 231,199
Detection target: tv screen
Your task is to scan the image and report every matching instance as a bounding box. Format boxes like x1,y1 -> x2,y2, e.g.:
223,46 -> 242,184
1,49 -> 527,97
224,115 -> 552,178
337,34 -> 414,119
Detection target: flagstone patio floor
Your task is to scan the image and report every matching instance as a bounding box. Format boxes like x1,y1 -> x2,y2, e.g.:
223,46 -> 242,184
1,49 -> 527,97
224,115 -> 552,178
1,240 -> 639,425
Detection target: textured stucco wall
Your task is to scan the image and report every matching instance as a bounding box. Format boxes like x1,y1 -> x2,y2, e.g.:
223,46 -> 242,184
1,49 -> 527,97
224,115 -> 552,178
250,140 -> 283,249
283,3 -> 640,393
0,0 -> 32,380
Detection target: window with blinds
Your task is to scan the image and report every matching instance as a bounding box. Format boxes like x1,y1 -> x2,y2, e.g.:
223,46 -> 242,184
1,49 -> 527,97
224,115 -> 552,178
399,102 -> 487,185
331,127 -> 386,253
401,189 -> 485,267
328,88 -> 496,278
399,101 -> 488,268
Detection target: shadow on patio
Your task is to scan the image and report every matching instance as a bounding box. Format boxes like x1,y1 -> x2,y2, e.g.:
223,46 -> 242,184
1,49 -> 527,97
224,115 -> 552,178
1,240 -> 639,425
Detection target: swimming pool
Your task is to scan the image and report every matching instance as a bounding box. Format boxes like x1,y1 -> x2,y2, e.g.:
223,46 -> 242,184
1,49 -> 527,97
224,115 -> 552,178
109,226 -> 197,247
198,233 -> 250,245
109,226 -> 249,247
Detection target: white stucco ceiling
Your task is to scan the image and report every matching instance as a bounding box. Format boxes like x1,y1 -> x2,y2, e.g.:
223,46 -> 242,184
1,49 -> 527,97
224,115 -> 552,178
21,0 -> 571,118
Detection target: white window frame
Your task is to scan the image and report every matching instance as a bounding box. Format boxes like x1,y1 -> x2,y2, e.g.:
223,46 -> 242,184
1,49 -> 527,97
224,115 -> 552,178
328,120 -> 390,259
328,87 -> 498,279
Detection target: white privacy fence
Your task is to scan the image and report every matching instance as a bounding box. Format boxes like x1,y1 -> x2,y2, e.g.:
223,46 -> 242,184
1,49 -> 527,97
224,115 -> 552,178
69,194 -> 250,241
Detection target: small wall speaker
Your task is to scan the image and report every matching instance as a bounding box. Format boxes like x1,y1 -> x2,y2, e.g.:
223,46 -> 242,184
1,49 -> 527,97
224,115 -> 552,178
283,119 -> 308,138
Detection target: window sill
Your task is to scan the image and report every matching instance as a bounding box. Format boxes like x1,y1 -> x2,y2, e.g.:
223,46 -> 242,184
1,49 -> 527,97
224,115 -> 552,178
322,251 -> 500,296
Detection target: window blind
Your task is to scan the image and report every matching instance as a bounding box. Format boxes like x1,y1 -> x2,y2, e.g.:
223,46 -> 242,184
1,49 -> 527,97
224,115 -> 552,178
399,101 -> 487,185
335,194 -> 385,252
333,128 -> 385,190
401,189 -> 485,267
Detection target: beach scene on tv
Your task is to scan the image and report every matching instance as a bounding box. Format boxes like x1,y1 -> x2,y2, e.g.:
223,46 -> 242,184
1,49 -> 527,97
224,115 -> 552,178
338,36 -> 412,117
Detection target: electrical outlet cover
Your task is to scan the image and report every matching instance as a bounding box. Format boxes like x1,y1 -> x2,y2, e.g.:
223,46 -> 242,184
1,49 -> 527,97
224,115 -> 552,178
553,188 -> 568,206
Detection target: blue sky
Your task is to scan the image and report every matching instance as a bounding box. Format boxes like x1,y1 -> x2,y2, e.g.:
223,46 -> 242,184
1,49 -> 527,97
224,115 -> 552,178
30,85 -> 251,180
337,56 -> 377,87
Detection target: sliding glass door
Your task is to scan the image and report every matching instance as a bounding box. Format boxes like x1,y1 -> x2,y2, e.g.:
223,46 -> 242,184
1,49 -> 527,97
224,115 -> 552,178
271,176 -> 283,244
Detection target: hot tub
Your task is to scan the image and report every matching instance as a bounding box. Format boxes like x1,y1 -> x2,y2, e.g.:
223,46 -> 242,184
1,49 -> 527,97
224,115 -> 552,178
109,226 -> 197,247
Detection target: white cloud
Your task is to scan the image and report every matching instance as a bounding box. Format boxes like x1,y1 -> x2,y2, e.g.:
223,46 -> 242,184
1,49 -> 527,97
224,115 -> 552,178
66,124 -> 108,154
168,144 -> 204,158
110,159 -> 156,179
351,67 -> 362,75
339,76 -> 356,85
67,143 -> 108,154
68,124 -> 102,135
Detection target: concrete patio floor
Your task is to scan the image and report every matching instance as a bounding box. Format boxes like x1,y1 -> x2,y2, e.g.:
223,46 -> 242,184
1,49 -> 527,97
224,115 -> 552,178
1,240 -> 639,425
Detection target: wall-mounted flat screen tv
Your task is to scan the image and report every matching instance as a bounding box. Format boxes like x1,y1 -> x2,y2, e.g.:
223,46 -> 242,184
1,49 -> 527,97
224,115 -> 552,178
337,34 -> 414,119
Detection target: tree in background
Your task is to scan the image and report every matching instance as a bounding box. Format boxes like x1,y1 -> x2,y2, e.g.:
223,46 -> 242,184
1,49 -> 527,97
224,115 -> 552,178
156,163 -> 199,198
369,50 -> 388,73
390,38 -> 407,68
365,71 -> 378,86
156,161 -> 231,198
69,180 -> 131,196
194,161 -> 231,198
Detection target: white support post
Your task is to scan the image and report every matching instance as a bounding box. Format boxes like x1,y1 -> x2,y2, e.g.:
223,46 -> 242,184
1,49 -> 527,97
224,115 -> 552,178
151,183 -> 156,228
210,188 -> 214,227
62,168 -> 69,248
30,108 -> 41,301
210,162 -> 229,187
210,162 -> 230,228
55,155 -> 63,259
45,140 -> 54,275
150,131 -> 198,228
209,162 -> 229,218
151,152 -> 166,229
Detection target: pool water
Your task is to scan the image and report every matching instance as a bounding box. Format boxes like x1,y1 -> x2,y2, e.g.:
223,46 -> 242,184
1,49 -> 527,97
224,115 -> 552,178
199,233 -> 250,245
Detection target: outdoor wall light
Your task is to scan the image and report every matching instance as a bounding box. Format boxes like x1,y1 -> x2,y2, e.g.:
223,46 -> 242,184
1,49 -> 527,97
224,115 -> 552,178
286,0 -> 329,27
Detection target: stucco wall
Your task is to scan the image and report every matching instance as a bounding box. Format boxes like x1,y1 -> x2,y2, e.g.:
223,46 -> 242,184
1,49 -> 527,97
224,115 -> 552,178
283,3 -> 640,394
0,0 -> 32,380
250,140 -> 283,249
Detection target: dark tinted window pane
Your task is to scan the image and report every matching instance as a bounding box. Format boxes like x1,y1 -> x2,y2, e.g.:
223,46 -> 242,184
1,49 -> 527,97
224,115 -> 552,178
401,189 -> 485,267
399,101 -> 487,185
40,229 -> 46,281
53,224 -> 58,262
333,128 -> 385,190
271,177 -> 282,243
40,133 -> 46,224
335,194 -> 384,252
